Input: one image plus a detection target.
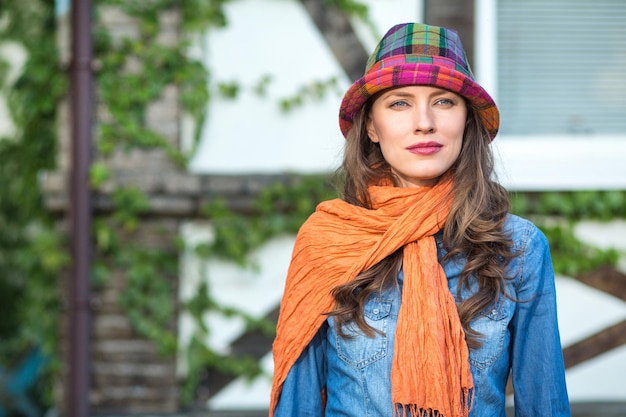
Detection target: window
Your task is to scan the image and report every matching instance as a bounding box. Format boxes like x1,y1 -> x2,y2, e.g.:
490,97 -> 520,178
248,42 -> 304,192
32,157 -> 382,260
497,0 -> 626,136
475,0 -> 626,190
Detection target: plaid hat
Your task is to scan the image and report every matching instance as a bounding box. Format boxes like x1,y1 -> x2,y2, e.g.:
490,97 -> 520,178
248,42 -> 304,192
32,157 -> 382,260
339,23 -> 499,140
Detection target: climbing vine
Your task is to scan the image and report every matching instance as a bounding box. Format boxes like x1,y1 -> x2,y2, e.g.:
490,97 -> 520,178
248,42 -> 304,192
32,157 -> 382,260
510,190 -> 624,276
0,0 -> 68,413
0,0 -> 624,415
88,0 -> 374,407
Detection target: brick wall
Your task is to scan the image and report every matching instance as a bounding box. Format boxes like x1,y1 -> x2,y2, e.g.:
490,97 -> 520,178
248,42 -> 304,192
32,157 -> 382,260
88,221 -> 179,412
46,6 -> 200,413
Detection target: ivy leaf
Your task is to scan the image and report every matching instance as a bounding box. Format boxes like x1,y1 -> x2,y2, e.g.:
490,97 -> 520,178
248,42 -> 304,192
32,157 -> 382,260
90,162 -> 111,189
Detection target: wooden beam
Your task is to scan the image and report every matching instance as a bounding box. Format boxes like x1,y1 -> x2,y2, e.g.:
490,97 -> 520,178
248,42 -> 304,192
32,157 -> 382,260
298,0 -> 369,81
576,266 -> 626,302
204,307 -> 279,401
563,319 -> 626,369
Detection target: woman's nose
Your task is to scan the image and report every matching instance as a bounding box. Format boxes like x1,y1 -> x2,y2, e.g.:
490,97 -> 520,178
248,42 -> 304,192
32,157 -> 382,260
413,107 -> 435,134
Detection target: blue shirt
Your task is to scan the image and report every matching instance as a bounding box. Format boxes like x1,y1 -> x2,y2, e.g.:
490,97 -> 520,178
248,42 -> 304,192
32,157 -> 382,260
274,214 -> 571,416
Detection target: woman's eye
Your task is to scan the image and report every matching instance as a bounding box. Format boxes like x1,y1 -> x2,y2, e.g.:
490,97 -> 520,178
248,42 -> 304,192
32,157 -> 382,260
435,98 -> 455,106
390,100 -> 409,108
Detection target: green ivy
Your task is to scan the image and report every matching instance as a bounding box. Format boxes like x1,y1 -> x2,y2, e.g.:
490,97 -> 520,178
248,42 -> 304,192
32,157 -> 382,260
520,190 -> 626,220
540,223 -> 620,277
89,0 -> 349,408
0,0 -> 67,412
180,175 -> 337,402
511,191 -> 624,275
279,77 -> 341,112
199,176 -> 337,265
89,0 -> 232,382
117,244 -> 179,355
94,0 -> 214,165
182,280 -> 274,404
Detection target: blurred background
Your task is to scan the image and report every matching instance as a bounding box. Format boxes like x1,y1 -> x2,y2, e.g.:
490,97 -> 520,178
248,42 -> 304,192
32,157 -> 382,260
1,0 -> 625,416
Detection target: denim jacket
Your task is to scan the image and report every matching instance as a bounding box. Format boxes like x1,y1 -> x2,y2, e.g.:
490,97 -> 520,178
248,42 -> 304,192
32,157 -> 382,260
274,214 -> 571,416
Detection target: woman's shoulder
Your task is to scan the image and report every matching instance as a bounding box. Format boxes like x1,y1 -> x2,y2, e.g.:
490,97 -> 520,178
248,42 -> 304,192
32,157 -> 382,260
503,212 -> 537,231
503,214 -> 553,291
503,213 -> 549,252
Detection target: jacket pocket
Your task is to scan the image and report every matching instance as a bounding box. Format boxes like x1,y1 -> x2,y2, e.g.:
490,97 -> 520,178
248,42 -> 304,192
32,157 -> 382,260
335,297 -> 392,369
468,302 -> 509,369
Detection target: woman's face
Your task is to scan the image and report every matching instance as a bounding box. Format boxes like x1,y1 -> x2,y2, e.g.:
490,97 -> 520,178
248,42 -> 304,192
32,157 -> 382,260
367,85 -> 467,187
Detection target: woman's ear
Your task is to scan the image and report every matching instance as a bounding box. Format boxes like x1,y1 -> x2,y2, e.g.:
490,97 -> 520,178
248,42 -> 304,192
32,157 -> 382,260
366,116 -> 379,143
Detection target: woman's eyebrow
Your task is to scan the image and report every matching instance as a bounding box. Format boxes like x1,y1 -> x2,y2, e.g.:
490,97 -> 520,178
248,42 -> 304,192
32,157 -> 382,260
380,91 -> 414,99
381,89 -> 454,100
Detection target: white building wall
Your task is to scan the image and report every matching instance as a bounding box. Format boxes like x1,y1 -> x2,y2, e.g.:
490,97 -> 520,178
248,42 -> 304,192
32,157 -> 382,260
186,0 -> 422,176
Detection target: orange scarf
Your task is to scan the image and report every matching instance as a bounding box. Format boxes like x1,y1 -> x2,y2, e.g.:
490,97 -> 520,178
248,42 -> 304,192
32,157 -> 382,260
269,176 -> 472,417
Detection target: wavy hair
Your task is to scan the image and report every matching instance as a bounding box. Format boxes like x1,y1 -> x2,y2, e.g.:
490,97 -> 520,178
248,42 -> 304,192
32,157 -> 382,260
328,99 -> 516,348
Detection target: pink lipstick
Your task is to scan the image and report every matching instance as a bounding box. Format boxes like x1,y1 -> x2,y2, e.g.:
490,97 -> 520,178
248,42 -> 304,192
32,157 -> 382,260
407,141 -> 443,155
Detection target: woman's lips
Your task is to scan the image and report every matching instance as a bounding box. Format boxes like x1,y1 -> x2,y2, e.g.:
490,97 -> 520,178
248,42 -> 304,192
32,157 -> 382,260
406,141 -> 443,155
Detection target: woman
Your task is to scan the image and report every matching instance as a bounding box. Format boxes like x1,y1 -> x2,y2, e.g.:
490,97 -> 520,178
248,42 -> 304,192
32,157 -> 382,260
270,23 -> 570,417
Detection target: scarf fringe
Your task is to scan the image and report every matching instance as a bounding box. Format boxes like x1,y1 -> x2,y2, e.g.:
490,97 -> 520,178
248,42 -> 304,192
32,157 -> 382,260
392,387 -> 473,417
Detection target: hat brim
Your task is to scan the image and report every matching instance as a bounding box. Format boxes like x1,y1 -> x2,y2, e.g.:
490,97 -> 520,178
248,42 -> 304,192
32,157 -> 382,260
339,63 -> 499,140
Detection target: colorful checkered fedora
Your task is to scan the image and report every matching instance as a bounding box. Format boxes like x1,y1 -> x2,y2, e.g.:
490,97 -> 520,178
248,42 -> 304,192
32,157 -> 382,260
339,23 -> 499,140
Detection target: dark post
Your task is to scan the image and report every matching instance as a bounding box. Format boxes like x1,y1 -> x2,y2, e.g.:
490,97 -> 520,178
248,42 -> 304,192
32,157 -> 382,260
68,0 -> 93,416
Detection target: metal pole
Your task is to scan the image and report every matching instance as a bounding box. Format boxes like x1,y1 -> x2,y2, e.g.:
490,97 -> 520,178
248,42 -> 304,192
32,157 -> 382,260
68,0 -> 93,416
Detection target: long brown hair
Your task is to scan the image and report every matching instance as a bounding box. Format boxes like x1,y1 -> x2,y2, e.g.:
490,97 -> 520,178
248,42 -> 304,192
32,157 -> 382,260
328,99 -> 515,348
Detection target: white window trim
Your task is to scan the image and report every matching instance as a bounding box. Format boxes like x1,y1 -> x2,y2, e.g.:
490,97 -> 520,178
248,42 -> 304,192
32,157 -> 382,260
474,0 -> 626,191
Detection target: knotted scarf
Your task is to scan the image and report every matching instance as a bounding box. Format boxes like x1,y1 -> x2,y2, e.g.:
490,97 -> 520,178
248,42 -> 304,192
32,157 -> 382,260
269,175 -> 472,417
